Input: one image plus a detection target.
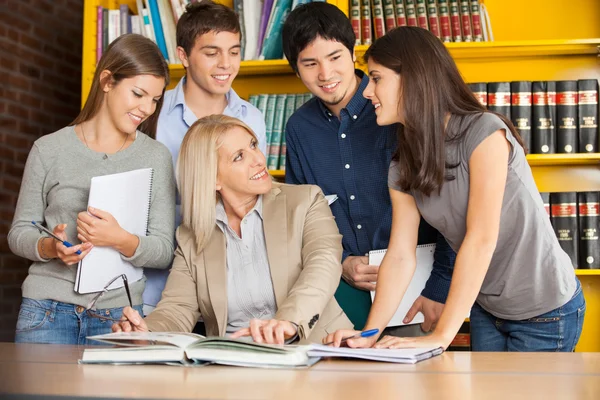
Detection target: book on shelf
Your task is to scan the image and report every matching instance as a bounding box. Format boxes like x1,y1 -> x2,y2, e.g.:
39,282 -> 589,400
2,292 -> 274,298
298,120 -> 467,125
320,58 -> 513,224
405,0 -> 418,27
487,82 -> 511,120
578,79 -> 599,153
425,0 -> 441,39
532,81 -> 556,154
449,0 -> 462,42
511,81 -> 532,152
469,0 -> 483,41
551,192 -> 579,269
350,0 -> 362,45
394,0 -> 407,27
383,0 -> 396,33
556,80 -> 579,154
415,0 -> 429,30
437,0 -> 452,42
371,0 -> 386,40
80,331 -> 317,368
458,0 -> 472,42
361,0 -> 373,45
468,82 -> 487,107
578,192 -> 600,269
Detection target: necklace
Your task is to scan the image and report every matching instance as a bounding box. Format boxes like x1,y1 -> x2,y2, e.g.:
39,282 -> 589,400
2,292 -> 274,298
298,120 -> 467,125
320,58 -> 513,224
80,123 -> 129,160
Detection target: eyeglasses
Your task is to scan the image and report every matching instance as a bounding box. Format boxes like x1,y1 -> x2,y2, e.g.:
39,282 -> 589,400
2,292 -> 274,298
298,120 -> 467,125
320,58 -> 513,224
85,274 -> 133,322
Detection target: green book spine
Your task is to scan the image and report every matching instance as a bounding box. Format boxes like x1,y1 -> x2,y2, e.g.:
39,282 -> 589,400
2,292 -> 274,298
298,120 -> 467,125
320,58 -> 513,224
268,94 -> 287,170
264,95 -> 277,159
279,95 -> 297,170
249,95 -> 259,107
294,93 -> 305,110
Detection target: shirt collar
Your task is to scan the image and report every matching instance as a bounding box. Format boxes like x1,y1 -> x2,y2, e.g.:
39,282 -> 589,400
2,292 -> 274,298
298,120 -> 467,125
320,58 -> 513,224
166,76 -> 187,114
215,195 -> 264,226
317,69 -> 370,120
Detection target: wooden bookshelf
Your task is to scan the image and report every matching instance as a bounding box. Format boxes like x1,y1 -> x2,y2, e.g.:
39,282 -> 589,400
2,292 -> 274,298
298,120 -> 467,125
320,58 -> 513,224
81,0 -> 600,352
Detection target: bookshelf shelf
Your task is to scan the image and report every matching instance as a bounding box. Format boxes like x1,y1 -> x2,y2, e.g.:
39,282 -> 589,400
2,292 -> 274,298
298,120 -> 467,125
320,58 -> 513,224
268,170 -> 285,179
169,59 -> 295,81
526,154 -> 600,166
576,270 -> 600,276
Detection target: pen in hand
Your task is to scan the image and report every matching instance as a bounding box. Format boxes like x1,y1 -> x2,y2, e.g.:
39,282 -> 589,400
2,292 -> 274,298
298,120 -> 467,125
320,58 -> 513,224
31,221 -> 82,255
324,328 -> 380,346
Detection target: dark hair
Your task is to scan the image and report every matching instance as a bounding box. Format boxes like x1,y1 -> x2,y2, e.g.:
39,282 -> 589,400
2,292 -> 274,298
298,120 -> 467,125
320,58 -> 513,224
176,0 -> 241,55
282,2 -> 356,73
365,27 -> 525,196
72,34 -> 169,138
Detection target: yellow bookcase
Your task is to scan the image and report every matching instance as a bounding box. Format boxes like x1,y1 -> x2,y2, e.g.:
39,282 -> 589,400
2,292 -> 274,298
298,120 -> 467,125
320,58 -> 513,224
81,0 -> 600,351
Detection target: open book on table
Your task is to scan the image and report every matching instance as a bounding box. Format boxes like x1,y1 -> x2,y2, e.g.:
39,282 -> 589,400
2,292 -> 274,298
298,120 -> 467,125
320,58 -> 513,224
80,332 -> 317,368
307,344 -> 443,364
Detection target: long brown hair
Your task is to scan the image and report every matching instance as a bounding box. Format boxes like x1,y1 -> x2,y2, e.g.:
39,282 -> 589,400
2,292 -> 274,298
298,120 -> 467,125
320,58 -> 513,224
72,34 -> 169,138
365,27 -> 524,196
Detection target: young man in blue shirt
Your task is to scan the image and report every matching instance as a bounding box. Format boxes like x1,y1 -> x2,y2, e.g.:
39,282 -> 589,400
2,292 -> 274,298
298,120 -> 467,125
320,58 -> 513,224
144,1 -> 267,313
282,2 -> 456,334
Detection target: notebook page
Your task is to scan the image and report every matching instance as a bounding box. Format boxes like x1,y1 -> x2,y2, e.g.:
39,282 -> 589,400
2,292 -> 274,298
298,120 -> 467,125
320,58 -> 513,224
369,244 -> 435,327
75,168 -> 153,294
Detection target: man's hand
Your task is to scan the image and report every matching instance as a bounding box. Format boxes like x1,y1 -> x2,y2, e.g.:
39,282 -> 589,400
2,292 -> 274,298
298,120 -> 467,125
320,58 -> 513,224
112,306 -> 149,333
342,256 -> 378,291
230,319 -> 298,345
404,295 -> 445,332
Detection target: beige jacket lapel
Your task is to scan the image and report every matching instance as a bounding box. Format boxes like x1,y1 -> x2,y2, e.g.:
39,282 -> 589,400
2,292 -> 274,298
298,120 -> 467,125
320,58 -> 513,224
261,186 -> 289,309
203,226 -> 228,336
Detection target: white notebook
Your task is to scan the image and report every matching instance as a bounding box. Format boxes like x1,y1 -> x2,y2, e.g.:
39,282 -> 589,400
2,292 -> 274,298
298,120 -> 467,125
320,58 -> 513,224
307,344 -> 443,364
75,168 -> 154,294
369,244 -> 436,327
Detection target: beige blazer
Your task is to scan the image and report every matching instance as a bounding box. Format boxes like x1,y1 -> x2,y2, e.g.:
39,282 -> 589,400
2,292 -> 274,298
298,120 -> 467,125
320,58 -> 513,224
145,183 -> 353,343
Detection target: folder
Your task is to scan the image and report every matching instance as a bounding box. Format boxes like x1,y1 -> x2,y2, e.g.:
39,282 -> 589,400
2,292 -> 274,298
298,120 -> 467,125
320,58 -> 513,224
75,168 -> 154,294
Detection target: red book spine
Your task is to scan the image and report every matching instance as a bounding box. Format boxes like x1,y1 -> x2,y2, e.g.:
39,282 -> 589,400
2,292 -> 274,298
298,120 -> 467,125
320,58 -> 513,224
361,1 -> 373,45
350,2 -> 362,46
383,0 -> 396,31
394,0 -> 407,26
426,0 -> 441,38
372,0 -> 386,39
459,0 -> 472,41
415,0 -> 429,30
449,0 -> 461,42
405,0 -> 418,27
470,0 -> 483,41
437,0 -> 452,42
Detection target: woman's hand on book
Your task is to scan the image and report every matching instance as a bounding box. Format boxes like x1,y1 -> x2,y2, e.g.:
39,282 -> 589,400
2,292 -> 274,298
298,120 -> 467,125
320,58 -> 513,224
374,332 -> 451,350
112,306 -> 148,333
323,329 -> 379,348
230,319 -> 298,345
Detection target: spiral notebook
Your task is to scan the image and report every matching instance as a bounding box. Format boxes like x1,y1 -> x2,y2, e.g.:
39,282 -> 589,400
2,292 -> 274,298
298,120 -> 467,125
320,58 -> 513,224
369,244 -> 436,327
75,168 -> 154,294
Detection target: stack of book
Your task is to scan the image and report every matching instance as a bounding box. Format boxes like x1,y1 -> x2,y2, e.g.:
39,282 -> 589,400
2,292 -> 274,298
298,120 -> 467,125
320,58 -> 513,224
249,92 -> 313,171
96,1 -> 328,64
541,192 -> 600,270
350,0 -> 489,45
468,79 -> 599,154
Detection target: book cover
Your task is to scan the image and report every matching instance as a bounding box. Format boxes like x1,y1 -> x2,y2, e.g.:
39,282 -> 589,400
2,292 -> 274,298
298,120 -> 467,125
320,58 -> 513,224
551,192 -> 579,269
260,0 -> 293,60
458,0 -> 472,42
350,1 -> 362,45
267,94 -> 287,170
578,192 -> 600,269
556,80 -> 579,153
264,95 -> 277,157
468,82 -> 487,107
371,0 -> 386,39
146,0 -> 169,60
426,0 -> 441,39
469,0 -> 483,41
404,0 -> 418,27
437,0 -> 452,42
577,79 -> 598,153
256,0 -> 275,59
415,0 -> 429,30
394,0 -> 407,27
96,6 -> 104,62
548,80 -> 558,150
487,82 -> 511,120
279,95 -> 298,170
449,0 -> 461,42
511,81 -> 532,152
532,81 -> 556,154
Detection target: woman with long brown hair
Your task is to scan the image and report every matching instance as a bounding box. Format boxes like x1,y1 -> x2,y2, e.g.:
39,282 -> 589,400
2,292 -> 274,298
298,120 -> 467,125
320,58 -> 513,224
325,27 -> 585,352
8,34 -> 175,344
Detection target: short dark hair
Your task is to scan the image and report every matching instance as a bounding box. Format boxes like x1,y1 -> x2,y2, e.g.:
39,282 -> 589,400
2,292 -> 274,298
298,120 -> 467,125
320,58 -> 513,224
282,2 -> 355,73
176,0 -> 241,55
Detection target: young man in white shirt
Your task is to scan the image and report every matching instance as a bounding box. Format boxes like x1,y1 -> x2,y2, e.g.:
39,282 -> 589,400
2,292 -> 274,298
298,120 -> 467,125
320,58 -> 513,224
145,1 -> 267,314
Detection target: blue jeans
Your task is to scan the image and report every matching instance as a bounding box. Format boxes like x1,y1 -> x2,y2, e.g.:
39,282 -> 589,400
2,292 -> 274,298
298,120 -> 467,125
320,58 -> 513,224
15,298 -> 143,345
470,280 -> 586,352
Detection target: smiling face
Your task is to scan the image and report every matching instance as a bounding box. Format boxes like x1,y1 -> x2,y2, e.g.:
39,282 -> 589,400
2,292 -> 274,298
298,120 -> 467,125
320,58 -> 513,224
103,73 -> 165,134
363,59 -> 404,126
216,126 -> 272,202
295,36 -> 358,115
179,30 -> 241,97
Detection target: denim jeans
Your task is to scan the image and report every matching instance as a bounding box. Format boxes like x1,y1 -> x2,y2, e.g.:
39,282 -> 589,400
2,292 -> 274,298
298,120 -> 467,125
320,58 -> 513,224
470,279 -> 586,352
15,298 -> 143,345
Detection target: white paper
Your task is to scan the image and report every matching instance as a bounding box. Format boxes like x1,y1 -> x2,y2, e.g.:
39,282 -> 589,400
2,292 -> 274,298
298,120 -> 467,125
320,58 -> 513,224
369,244 -> 435,327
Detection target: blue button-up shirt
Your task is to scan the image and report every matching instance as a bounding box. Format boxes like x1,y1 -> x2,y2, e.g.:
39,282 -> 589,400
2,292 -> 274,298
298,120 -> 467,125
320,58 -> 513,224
143,77 -> 268,308
285,70 -> 455,329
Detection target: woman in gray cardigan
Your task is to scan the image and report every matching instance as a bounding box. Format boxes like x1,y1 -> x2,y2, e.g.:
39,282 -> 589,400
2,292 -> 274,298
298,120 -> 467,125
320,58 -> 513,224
8,34 -> 175,345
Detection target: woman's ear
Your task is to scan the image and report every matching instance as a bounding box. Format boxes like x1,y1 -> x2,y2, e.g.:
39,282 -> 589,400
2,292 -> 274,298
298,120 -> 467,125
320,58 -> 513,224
99,70 -> 114,93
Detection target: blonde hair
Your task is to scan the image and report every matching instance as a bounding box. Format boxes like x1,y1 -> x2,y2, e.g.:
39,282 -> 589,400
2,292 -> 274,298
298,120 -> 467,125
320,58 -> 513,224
177,114 -> 258,252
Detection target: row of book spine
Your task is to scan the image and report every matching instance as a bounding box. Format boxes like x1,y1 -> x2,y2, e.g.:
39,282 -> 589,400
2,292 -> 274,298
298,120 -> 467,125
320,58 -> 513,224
350,0 -> 486,46
541,192 -> 600,270
248,93 -> 314,171
468,80 -> 599,154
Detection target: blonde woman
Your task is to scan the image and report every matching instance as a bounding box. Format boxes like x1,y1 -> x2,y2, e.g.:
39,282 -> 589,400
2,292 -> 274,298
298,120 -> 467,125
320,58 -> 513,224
9,34 -> 176,345
113,115 -> 353,344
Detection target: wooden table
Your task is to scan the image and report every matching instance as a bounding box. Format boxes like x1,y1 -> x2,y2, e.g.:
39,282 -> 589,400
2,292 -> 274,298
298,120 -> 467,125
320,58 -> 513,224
0,343 -> 599,399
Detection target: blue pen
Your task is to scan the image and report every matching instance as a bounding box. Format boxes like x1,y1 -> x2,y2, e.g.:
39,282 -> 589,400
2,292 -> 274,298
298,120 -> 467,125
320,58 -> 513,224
31,221 -> 82,255
324,328 -> 380,346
